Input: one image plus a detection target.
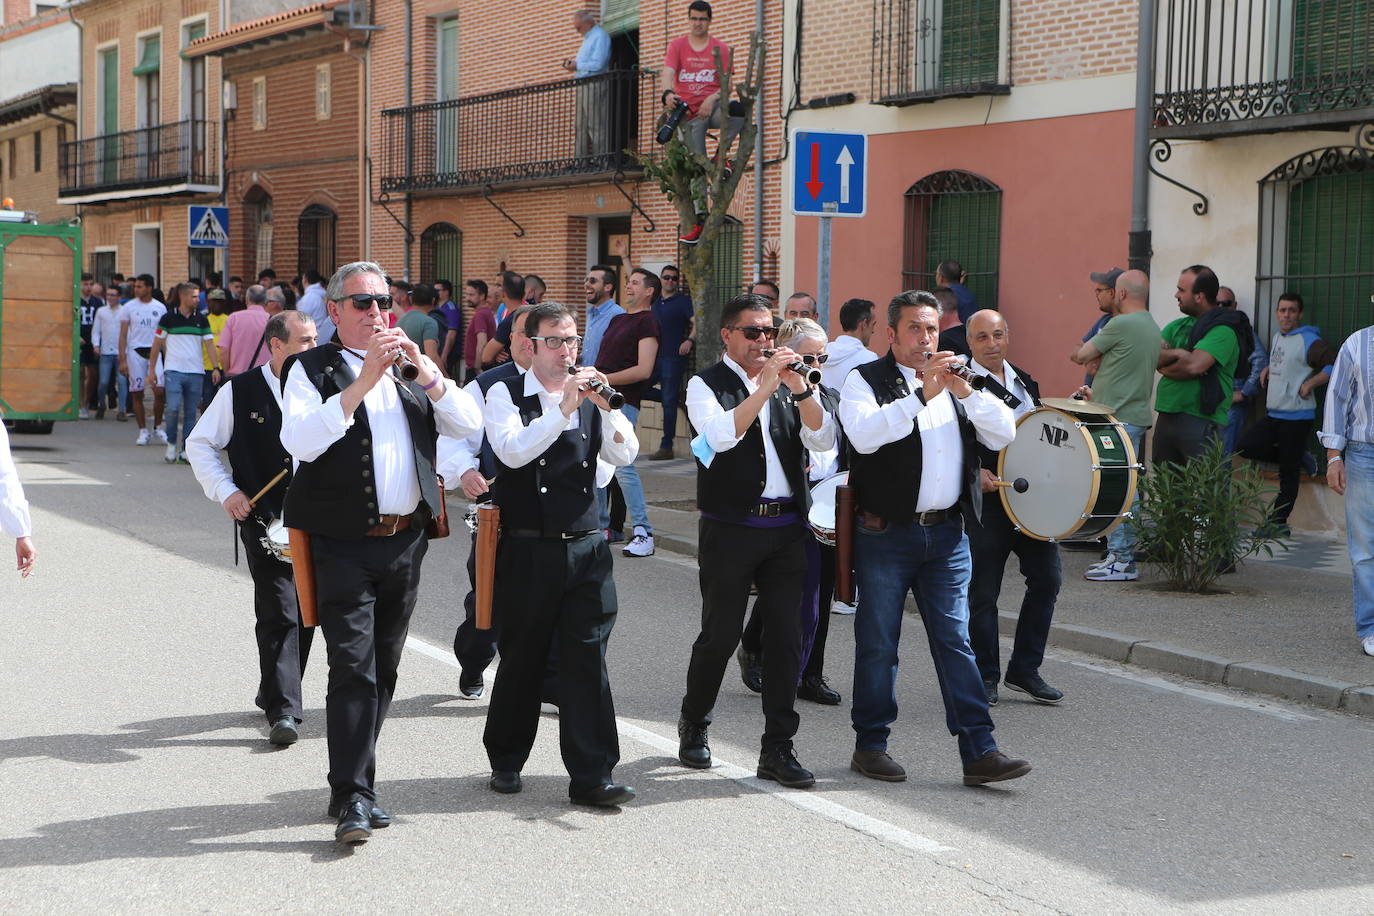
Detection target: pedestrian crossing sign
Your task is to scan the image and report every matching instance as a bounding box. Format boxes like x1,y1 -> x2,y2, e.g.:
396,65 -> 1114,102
188,206 -> 229,248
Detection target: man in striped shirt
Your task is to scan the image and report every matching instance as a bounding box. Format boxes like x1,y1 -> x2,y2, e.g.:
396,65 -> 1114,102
1320,317 -> 1374,658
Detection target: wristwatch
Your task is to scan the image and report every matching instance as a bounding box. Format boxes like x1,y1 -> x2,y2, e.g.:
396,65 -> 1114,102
792,387 -> 814,402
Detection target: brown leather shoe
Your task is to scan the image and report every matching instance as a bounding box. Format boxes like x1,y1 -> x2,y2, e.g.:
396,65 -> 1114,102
962,750 -> 1031,786
850,749 -> 907,782
648,448 -> 675,460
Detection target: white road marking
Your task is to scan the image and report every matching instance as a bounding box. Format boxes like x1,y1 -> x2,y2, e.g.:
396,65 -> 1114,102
403,634 -> 959,857
1062,658 -> 1318,722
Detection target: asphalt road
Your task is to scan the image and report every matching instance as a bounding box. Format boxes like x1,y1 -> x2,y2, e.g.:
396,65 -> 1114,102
3,419 -> 1372,913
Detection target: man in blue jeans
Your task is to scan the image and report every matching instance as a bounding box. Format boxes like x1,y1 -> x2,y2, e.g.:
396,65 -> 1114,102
839,290 -> 1030,786
1070,270 -> 1160,582
146,282 -> 220,463
646,265 -> 695,460
1320,320 -> 1374,658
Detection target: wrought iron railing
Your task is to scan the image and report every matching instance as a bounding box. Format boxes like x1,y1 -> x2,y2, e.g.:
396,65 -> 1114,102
379,69 -> 657,194
1154,0 -> 1374,137
59,119 -> 218,198
871,0 -> 1007,106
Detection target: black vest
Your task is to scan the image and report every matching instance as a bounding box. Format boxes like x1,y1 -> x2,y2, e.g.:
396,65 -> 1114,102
280,345 -> 441,539
474,361 -> 522,480
226,367 -> 292,521
691,361 -> 811,521
847,352 -> 982,525
975,361 -> 1040,472
491,375 -> 602,534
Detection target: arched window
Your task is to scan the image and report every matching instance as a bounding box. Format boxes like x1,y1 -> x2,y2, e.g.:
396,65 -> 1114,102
1258,143 -> 1374,349
297,204 -> 337,277
420,222 -> 462,284
902,170 -> 1001,308
244,185 -> 272,278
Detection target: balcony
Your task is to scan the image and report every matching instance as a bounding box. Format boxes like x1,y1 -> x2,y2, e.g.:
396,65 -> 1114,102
58,120 -> 219,204
1153,0 -> 1374,140
378,69 -> 657,195
870,0 -> 1010,107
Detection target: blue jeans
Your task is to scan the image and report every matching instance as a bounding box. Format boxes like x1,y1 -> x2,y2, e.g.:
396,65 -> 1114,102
163,370 -> 203,449
598,404 -> 651,532
1107,422 -> 1149,562
1223,400 -> 1248,455
648,355 -> 686,450
96,353 -> 127,411
1344,442 -> 1374,639
851,517 -> 996,764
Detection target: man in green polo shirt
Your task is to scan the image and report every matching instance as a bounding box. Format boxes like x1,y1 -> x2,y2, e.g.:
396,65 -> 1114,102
1154,264 -> 1246,466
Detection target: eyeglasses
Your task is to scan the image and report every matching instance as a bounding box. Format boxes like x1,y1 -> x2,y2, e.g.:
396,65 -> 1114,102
726,325 -> 779,341
536,335 -> 582,350
800,353 -> 829,365
1217,299 -> 1236,307
339,294 -> 393,310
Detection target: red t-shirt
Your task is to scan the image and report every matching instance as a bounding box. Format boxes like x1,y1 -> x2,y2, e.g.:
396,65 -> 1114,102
665,36 -> 732,116
464,306 -> 497,365
595,310 -> 661,408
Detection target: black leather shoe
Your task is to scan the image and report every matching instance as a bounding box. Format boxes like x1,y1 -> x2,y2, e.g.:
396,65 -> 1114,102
984,679 -> 999,707
334,798 -> 372,844
677,717 -> 711,768
1004,673 -> 1064,705
268,717 -> 299,746
797,673 -> 841,705
458,668 -> 484,698
963,750 -> 1032,786
489,770 -> 522,794
570,783 -> 636,807
327,799 -> 391,828
756,746 -> 815,788
736,645 -> 763,693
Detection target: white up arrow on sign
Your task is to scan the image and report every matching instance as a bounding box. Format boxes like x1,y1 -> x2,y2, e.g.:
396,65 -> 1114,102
836,145 -> 856,205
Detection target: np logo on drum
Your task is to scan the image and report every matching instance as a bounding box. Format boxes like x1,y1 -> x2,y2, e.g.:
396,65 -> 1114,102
1039,424 -> 1073,449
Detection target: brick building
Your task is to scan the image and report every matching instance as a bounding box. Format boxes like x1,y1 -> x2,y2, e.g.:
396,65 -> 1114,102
0,6 -> 79,224
185,0 -> 368,284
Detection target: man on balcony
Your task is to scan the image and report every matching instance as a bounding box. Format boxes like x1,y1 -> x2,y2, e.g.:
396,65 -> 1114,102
563,9 -> 611,160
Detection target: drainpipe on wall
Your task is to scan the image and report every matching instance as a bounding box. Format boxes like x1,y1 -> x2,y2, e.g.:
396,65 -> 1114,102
753,0 -> 764,284
403,0 -> 413,281
66,6 -> 85,226
1128,0 -> 1156,273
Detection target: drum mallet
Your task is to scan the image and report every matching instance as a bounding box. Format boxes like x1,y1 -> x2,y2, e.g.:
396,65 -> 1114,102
991,478 -> 1030,493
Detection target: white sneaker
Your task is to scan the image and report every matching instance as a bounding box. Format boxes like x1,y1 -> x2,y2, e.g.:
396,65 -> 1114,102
623,526 -> 655,557
1086,552 -> 1120,572
164,444 -> 178,463
1084,558 -> 1139,581
154,428 -> 169,445
540,702 -> 560,716
1362,635 -> 1374,657
135,429 -> 150,446
830,599 -> 857,615
78,408 -> 90,419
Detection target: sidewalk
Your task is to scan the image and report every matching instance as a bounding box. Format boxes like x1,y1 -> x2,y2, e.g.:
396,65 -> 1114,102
635,457 -> 1374,719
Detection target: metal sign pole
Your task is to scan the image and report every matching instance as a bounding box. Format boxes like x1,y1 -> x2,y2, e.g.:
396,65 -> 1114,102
817,214 -> 832,330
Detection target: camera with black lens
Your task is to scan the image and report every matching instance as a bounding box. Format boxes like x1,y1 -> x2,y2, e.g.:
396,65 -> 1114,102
657,99 -> 691,144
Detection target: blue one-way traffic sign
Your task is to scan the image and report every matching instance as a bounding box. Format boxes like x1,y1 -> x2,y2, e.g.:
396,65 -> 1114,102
791,130 -> 867,218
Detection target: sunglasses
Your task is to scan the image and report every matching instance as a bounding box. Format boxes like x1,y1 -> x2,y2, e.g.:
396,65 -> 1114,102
536,335 -> 582,350
727,325 -> 779,341
1217,299 -> 1236,306
339,294 -> 393,309
661,274 -> 680,282
800,353 -> 829,365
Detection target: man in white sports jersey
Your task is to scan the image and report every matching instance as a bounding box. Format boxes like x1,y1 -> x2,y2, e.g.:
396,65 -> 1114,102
118,274 -> 168,445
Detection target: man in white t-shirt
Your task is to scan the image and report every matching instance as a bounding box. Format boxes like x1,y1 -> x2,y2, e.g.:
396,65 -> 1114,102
118,274 -> 168,445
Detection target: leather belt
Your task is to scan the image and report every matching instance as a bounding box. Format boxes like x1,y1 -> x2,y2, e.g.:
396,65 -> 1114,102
747,500 -> 795,518
860,507 -> 957,530
365,514 -> 412,537
505,528 -> 599,541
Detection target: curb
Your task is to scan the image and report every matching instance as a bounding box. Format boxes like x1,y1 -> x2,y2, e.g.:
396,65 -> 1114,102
998,612 -> 1374,719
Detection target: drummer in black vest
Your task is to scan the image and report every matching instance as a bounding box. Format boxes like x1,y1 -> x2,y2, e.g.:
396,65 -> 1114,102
839,290 -> 1031,787
482,301 -> 640,807
186,310 -> 319,747
279,261 -> 482,844
963,310 -> 1065,708
677,293 -> 837,789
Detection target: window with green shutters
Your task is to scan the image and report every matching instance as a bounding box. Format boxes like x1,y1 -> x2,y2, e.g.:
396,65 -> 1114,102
902,170 -> 1001,308
603,0 -> 639,36
99,47 -> 119,183
420,223 -> 462,287
938,0 -> 999,89
132,35 -> 160,76
871,0 -> 1007,104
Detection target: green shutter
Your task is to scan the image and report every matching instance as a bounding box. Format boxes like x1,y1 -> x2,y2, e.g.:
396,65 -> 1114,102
1293,0 -> 1371,82
132,36 -> 160,76
922,190 -> 1001,309
1285,166 -> 1374,347
712,218 -> 743,307
100,48 -> 119,133
438,18 -> 459,100
603,0 -> 639,36
180,22 -> 205,58
939,0 -> 999,88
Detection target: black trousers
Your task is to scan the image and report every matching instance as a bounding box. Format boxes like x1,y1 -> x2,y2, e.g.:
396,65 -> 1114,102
966,494 -> 1061,684
312,527 -> 428,804
682,517 -> 807,752
739,540 -> 833,680
1152,411 -> 1221,467
483,533 -> 619,792
1238,415 -> 1312,525
240,519 -> 314,724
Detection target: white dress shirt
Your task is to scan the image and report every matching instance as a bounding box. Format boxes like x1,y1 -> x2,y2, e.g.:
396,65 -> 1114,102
186,363 -> 283,506
435,366 -> 527,484
280,349 -> 482,516
969,359 -> 1036,423
484,369 -> 638,488
0,421 -> 33,538
840,360 -> 1015,512
92,304 -> 124,355
685,355 -> 837,499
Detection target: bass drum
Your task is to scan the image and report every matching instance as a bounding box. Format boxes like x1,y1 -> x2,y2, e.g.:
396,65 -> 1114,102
997,402 -> 1138,542
806,472 -> 848,546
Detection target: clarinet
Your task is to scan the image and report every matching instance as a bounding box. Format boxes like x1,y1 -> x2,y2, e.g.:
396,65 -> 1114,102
922,352 -> 986,390
762,349 -> 823,386
372,325 -> 420,380
567,365 -> 625,409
